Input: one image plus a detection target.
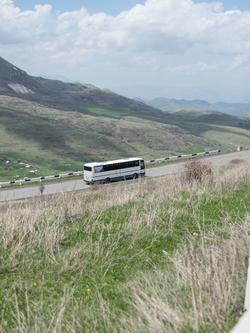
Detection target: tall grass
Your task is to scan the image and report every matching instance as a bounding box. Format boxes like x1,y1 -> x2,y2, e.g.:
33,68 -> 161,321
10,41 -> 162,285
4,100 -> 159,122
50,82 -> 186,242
0,162 -> 250,332
124,220 -> 249,332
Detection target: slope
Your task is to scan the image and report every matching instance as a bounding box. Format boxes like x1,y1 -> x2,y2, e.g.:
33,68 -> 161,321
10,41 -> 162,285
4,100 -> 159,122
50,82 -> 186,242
0,56 -> 166,122
0,56 -> 250,181
0,95 -> 211,181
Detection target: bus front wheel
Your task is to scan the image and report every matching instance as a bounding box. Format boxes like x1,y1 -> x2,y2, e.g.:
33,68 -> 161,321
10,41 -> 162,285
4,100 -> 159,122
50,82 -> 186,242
106,178 -> 111,183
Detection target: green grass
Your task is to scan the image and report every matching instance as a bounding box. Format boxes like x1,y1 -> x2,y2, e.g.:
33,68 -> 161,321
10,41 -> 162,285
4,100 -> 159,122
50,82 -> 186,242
203,125 -> 250,149
0,163 -> 249,332
88,107 -> 125,118
0,150 -> 83,182
181,145 -> 206,154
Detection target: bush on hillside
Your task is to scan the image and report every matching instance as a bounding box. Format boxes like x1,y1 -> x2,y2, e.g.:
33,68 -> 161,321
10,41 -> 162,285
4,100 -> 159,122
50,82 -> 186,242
183,158 -> 213,183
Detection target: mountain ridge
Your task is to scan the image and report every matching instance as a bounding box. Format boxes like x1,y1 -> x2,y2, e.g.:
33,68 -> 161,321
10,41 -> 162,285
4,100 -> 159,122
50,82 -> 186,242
147,97 -> 250,117
0,56 -> 164,119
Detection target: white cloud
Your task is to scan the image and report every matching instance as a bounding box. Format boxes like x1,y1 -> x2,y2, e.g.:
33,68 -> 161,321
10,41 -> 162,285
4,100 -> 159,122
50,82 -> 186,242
0,0 -> 54,43
0,0 -> 250,101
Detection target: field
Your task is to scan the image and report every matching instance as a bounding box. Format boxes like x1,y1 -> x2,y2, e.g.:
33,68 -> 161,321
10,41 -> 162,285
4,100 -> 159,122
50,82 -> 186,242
0,161 -> 249,332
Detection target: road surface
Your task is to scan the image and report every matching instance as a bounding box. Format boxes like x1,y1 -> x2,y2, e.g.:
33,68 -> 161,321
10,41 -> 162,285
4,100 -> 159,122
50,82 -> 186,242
0,150 -> 249,202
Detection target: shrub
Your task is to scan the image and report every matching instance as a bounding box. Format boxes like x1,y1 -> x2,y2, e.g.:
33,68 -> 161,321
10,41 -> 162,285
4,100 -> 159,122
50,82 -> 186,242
231,159 -> 244,164
39,183 -> 45,195
183,158 -> 213,183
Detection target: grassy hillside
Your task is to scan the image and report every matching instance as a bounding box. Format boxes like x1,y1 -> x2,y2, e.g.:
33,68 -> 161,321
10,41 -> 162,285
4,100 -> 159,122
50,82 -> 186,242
1,56 -> 250,181
0,95 -> 212,181
0,161 -> 249,332
0,56 -> 164,121
1,94 -> 250,181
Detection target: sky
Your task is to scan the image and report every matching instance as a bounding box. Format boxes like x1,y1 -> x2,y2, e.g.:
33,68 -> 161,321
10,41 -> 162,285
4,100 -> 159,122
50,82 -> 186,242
1,0 -> 250,102
15,0 -> 250,14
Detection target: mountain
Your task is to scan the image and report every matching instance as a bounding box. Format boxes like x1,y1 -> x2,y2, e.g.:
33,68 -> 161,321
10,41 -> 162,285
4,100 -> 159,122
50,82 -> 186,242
0,56 -> 250,181
0,56 -> 165,121
147,97 -> 250,117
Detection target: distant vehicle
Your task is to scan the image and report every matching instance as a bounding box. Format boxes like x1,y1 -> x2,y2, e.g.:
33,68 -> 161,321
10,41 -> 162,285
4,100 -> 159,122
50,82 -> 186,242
84,157 -> 145,184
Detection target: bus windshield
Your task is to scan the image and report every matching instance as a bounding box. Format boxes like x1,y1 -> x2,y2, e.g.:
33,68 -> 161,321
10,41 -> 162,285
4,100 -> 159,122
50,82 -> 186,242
84,166 -> 92,172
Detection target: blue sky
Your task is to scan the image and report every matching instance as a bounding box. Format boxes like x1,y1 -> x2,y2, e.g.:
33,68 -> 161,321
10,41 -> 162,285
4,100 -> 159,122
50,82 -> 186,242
16,0 -> 145,14
15,0 -> 250,14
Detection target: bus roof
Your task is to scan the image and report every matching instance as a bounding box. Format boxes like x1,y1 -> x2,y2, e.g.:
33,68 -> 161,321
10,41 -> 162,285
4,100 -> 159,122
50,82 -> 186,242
84,157 -> 143,168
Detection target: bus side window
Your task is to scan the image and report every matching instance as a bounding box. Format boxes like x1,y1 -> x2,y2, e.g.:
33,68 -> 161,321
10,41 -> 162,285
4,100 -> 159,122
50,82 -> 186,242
94,166 -> 104,173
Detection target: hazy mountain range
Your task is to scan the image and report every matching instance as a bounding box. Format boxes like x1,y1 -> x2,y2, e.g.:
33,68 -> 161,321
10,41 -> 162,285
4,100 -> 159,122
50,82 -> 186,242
146,97 -> 250,117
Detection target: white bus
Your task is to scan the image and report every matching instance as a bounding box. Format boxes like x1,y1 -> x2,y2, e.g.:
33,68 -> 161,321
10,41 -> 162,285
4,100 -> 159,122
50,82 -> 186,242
84,157 -> 145,184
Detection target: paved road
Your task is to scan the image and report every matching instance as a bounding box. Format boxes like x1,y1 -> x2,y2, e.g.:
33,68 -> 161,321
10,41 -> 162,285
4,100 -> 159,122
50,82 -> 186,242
0,150 -> 249,202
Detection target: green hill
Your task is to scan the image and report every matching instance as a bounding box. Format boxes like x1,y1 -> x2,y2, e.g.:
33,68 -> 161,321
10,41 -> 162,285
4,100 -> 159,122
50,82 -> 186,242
0,57 -> 250,180
0,95 -> 210,181
0,56 -> 164,120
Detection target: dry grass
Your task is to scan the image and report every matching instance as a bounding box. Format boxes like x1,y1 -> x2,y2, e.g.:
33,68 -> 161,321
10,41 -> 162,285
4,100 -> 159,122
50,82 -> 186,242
123,220 -> 249,333
0,162 -> 250,332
